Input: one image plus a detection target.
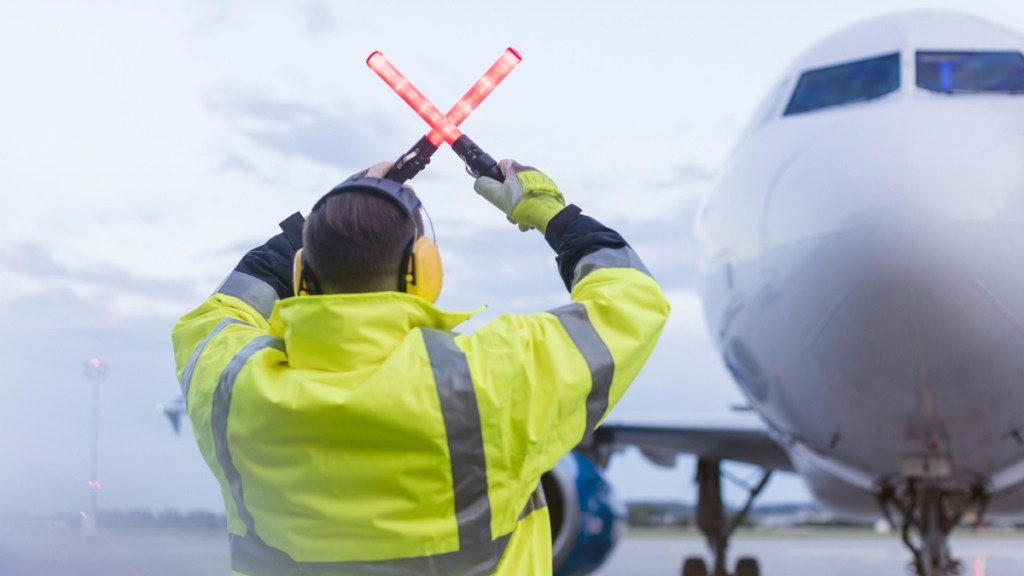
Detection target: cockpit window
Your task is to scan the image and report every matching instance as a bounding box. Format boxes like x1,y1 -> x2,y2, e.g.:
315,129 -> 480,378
784,53 -> 900,116
916,51 -> 1024,94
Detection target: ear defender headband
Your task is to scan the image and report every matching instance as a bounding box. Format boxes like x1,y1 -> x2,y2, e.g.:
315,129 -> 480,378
294,176 -> 443,303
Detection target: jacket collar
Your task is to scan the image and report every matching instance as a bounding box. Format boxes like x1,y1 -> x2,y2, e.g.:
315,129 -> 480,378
268,292 -> 479,371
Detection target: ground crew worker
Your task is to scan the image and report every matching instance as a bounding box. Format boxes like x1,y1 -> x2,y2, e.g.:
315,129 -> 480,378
172,159 -> 670,575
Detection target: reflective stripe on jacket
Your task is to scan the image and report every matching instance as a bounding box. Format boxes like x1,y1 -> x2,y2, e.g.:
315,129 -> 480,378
172,244 -> 669,575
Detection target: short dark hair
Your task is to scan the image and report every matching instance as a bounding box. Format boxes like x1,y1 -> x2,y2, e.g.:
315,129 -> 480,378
302,192 -> 420,294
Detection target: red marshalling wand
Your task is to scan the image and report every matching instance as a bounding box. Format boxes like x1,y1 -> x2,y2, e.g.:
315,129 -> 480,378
367,48 -> 521,183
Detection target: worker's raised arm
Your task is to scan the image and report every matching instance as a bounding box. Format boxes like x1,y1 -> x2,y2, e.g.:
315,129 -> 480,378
170,210 -> 303,396
169,209 -> 304,497
463,161 -> 670,498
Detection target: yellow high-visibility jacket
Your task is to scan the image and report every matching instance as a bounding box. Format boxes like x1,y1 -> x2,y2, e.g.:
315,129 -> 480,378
172,234 -> 668,575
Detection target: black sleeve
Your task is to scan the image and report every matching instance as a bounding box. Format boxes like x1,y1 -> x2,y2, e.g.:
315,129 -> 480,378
233,212 -> 305,300
543,204 -> 630,292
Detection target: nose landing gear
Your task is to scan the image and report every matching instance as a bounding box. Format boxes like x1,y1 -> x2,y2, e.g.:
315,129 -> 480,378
876,479 -> 988,576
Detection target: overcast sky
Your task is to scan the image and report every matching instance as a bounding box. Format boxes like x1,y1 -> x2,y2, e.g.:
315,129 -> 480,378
2,0 -> 1023,517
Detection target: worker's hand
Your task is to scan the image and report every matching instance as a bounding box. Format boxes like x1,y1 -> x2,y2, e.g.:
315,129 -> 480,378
363,162 -> 394,180
341,161 -> 417,193
340,161 -> 394,182
473,160 -> 565,233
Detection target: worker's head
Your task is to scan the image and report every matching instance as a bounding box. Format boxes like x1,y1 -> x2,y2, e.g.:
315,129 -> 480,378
296,174 -> 443,302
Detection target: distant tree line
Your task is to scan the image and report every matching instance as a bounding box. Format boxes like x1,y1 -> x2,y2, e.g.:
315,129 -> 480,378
624,500 -> 845,528
49,509 -> 227,529
626,501 -> 694,527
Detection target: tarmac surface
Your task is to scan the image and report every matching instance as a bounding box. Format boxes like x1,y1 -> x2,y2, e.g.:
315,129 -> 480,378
2,521 -> 1023,575
595,527 -> 1024,575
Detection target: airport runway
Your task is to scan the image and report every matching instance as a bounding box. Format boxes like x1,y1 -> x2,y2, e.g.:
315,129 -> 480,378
596,528 -> 1024,576
2,522 -> 1023,575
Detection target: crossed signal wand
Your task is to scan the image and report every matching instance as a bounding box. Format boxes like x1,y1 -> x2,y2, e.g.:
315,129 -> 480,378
368,48 -> 521,183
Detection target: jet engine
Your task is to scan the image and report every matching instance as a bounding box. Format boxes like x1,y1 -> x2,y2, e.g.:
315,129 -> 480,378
543,450 -> 624,576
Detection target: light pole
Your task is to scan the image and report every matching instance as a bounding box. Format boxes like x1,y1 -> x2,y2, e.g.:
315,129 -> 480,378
82,357 -> 106,537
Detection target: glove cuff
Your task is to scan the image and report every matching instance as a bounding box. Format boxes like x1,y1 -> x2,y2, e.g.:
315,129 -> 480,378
513,194 -> 565,234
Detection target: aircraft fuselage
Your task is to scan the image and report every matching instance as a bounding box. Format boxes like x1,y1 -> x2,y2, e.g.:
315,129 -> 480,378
696,15 -> 1024,520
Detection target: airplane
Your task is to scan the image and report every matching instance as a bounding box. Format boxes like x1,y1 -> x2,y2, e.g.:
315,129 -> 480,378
535,8 -> 1024,576
156,396 -> 187,435
158,8 -> 1024,576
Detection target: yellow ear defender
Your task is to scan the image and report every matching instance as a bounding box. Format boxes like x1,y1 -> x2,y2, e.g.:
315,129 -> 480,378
293,248 -> 312,297
300,176 -> 444,303
404,235 -> 443,303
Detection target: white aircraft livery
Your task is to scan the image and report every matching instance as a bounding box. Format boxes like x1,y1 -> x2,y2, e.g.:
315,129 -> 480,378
542,8 -> 1024,576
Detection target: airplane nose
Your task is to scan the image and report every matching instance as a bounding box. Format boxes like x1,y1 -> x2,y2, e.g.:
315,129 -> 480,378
762,101 -> 1024,250
904,101 -> 1024,225
759,101 -> 1024,463
763,103 -> 1024,353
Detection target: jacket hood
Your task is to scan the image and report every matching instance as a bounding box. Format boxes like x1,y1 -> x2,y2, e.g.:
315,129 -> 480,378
268,292 -> 480,371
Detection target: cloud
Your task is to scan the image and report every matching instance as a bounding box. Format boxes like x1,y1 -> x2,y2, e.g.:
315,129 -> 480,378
0,242 -> 204,325
648,162 -> 718,190
209,89 -> 406,171
0,243 -> 196,303
215,152 -> 261,176
298,1 -> 336,34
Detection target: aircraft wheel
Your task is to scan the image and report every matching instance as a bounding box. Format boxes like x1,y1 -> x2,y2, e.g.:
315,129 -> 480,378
681,557 -> 708,576
735,556 -> 760,576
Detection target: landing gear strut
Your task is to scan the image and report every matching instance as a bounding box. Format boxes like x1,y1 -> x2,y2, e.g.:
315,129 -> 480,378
682,459 -> 772,576
876,480 -> 988,576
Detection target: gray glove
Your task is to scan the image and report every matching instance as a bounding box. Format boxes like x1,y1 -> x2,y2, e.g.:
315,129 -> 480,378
473,160 -> 566,233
